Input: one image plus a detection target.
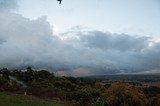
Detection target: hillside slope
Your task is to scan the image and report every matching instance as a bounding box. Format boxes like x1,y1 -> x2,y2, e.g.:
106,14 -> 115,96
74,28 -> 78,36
0,92 -> 65,106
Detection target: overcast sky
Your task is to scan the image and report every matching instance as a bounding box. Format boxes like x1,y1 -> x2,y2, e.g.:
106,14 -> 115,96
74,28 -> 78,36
16,0 -> 160,37
0,0 -> 160,76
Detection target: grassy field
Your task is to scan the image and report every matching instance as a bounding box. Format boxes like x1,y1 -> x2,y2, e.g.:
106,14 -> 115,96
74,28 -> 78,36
0,92 -> 66,106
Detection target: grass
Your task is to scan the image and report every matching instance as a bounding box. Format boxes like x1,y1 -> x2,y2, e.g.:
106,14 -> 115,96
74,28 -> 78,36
0,92 -> 66,106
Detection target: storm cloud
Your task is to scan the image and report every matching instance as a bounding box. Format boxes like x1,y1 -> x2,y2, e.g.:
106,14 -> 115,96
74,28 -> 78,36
0,0 -> 160,76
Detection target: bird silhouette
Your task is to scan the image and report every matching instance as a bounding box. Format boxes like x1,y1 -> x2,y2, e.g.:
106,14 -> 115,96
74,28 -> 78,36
57,0 -> 62,4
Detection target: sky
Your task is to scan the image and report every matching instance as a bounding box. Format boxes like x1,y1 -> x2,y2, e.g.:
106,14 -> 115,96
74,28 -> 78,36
0,0 -> 160,76
16,0 -> 160,37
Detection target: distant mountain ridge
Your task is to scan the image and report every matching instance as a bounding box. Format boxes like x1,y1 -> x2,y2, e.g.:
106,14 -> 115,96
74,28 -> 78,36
84,74 -> 160,82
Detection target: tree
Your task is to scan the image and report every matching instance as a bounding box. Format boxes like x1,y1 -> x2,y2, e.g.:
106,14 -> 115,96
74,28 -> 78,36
27,79 -> 55,98
27,66 -> 33,72
0,68 -> 10,81
74,86 -> 100,105
35,70 -> 54,81
0,77 -> 10,90
22,67 -> 35,82
148,95 -> 160,106
101,82 -> 147,106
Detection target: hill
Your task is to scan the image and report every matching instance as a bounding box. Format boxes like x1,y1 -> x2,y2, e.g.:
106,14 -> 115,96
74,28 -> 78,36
0,92 -> 65,106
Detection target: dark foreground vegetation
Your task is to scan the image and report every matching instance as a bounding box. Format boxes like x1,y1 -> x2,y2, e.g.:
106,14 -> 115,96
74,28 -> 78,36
0,67 -> 160,106
0,92 -> 65,106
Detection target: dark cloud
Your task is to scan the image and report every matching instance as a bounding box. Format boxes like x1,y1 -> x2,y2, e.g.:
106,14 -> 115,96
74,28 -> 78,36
80,31 -> 150,52
0,0 -> 160,76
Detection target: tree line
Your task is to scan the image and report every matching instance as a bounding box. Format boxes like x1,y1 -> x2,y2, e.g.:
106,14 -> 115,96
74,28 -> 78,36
0,67 -> 160,106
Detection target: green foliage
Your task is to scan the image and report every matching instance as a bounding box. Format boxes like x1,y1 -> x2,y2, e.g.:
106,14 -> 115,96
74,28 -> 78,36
9,80 -> 24,92
1,67 -> 160,106
95,82 -> 105,92
0,92 -> 65,106
101,83 -> 147,106
92,98 -> 105,106
11,67 -> 55,83
0,68 -> 10,81
28,79 -> 53,88
0,77 -> 10,90
141,86 -> 160,97
27,77 -> 55,98
74,86 -> 100,105
33,70 -> 53,81
53,80 -> 77,91
148,95 -> 160,106
104,83 -> 111,88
